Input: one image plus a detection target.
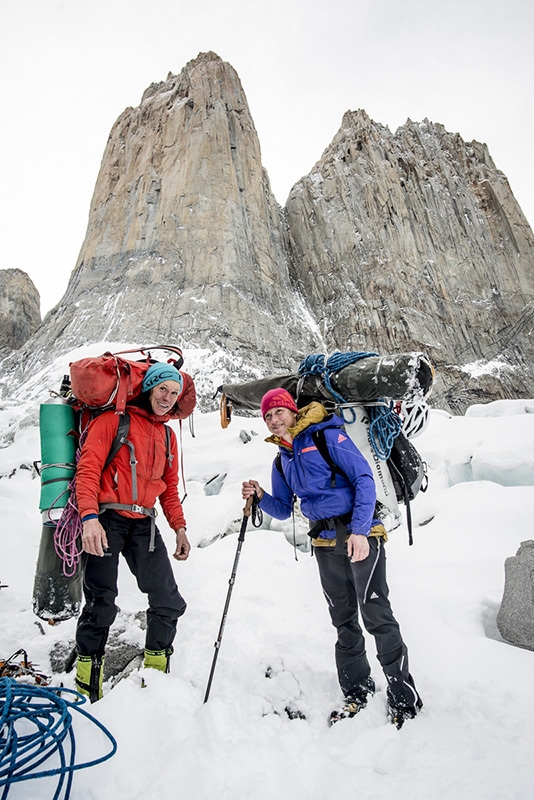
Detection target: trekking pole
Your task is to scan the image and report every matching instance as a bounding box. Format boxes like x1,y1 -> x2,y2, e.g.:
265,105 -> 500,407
204,494 -> 254,703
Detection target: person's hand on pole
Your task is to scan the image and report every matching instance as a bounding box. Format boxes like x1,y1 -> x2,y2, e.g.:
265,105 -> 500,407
242,480 -> 263,500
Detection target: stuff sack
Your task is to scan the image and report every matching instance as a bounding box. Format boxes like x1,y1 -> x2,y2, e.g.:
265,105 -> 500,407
33,521 -> 83,621
33,397 -> 82,621
219,351 -> 434,415
173,371 -> 197,421
70,345 -> 180,413
37,398 -> 77,517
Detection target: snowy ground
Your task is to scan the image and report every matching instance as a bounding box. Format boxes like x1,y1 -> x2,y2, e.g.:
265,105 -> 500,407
1,360 -> 534,799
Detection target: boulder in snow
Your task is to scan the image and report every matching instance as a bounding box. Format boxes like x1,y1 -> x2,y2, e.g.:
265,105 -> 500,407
497,540 -> 534,650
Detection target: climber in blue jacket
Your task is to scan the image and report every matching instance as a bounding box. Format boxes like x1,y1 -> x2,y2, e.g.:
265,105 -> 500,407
242,388 -> 422,727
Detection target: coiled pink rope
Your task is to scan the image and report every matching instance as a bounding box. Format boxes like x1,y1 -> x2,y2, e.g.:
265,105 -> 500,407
51,427 -> 88,578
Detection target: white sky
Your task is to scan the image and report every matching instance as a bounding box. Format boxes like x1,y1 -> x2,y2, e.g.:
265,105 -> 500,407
1,0 -> 532,317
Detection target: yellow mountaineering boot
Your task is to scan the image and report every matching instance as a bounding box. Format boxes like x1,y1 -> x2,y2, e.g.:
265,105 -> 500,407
143,647 -> 173,673
75,655 -> 104,703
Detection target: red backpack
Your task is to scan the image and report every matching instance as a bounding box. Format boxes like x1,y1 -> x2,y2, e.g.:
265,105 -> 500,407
69,345 -> 196,419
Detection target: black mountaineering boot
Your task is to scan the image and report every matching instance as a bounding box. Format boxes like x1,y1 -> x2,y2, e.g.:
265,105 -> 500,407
387,696 -> 423,729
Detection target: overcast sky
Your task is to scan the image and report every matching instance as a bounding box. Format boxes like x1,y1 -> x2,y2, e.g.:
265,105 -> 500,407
1,0 -> 532,316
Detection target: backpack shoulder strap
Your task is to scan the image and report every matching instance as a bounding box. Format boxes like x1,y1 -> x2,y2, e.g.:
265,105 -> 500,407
273,451 -> 297,545
311,428 -> 349,487
103,411 -> 130,471
274,450 -> 294,489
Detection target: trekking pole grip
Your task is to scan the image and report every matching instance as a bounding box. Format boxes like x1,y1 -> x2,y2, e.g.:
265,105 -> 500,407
238,495 -> 253,542
243,495 -> 253,517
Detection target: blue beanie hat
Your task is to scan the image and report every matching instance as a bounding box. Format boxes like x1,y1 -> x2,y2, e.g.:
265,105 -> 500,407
142,363 -> 184,393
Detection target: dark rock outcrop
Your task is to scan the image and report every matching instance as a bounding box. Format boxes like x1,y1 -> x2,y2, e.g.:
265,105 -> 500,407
0,269 -> 41,352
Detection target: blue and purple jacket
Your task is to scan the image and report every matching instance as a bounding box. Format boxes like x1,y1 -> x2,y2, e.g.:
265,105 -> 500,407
259,408 -> 377,540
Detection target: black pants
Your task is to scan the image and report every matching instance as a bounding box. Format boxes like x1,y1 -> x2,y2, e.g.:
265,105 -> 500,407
314,537 -> 421,710
76,510 -> 187,658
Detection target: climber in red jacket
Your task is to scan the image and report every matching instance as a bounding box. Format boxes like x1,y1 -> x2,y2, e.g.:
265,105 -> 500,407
74,363 -> 190,702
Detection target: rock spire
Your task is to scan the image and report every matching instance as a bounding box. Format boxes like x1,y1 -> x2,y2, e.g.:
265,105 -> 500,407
38,51 -> 322,373
3,53 -> 534,413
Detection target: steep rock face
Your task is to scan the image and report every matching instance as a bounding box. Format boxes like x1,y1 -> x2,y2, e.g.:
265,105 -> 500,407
36,52 -> 322,373
286,111 -> 534,412
0,269 -> 41,352
3,56 -> 534,413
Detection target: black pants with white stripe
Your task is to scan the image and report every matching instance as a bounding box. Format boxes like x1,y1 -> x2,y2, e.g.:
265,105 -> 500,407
76,510 -> 187,658
314,537 -> 421,710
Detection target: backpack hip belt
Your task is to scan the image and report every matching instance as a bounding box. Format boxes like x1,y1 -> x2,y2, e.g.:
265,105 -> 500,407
98,503 -> 157,552
308,510 -> 352,555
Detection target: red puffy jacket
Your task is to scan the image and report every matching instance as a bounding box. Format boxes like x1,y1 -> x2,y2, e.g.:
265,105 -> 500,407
76,405 -> 186,531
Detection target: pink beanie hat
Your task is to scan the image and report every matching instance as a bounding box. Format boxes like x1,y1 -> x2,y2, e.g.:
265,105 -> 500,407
260,388 -> 298,418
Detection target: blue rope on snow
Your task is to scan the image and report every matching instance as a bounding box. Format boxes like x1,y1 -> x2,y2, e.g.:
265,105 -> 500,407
0,677 -> 117,800
298,351 -> 401,459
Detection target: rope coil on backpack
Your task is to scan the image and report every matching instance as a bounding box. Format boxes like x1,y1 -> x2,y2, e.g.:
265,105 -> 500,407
367,401 -> 403,460
298,352 -> 401,459
0,677 -> 117,800
298,351 -> 378,417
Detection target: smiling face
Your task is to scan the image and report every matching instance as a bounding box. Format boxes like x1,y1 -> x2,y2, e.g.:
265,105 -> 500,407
264,406 -> 298,441
149,380 -> 182,416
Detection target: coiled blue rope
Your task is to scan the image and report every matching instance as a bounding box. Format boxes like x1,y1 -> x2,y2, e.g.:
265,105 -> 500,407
298,351 -> 402,459
299,351 -> 378,409
0,677 -> 117,800
367,401 -> 402,459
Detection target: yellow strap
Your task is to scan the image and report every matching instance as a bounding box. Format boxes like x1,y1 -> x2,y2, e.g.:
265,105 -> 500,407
312,522 -> 388,547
